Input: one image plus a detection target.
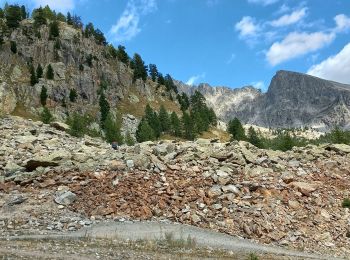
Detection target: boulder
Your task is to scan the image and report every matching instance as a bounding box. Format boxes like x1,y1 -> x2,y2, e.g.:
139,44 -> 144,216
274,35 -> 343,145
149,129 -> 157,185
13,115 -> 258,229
55,191 -> 77,205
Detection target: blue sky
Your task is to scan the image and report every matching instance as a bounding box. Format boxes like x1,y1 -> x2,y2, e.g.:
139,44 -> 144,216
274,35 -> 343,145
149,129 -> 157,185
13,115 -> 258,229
1,0 -> 350,90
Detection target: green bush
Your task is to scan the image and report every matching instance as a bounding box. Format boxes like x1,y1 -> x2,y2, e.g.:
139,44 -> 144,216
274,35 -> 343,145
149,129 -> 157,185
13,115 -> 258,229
46,64 -> 54,79
10,41 -> 17,53
40,107 -> 53,124
40,86 -> 48,106
342,198 -> 350,208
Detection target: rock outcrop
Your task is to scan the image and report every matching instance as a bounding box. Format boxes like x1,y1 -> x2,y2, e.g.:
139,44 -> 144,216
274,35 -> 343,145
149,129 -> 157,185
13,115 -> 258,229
178,71 -> 350,131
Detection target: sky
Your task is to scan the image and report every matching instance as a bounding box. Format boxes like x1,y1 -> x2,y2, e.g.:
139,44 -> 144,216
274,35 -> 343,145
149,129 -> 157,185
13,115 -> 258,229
1,0 -> 350,91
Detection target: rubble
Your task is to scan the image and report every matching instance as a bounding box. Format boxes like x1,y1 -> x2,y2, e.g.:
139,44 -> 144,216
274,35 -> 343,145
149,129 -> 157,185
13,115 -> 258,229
1,116 -> 350,258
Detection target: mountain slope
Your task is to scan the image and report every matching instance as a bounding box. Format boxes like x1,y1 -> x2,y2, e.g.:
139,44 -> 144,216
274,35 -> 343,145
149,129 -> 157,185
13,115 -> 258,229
178,71 -> 350,131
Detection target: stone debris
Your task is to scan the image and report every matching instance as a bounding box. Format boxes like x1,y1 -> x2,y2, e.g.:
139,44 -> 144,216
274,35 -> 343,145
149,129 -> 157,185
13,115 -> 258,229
1,116 -> 350,258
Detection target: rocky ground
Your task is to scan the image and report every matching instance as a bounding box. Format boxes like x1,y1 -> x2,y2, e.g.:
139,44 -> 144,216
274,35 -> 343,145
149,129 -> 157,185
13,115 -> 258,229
1,116 -> 350,259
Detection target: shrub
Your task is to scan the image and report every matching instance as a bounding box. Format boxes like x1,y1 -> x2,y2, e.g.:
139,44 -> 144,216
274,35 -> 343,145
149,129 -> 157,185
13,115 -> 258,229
124,131 -> 135,146
69,88 -> 78,102
40,86 -> 48,106
40,107 -> 53,124
342,198 -> 350,208
67,112 -> 86,138
10,41 -> 17,53
46,64 -> 54,79
248,253 -> 259,260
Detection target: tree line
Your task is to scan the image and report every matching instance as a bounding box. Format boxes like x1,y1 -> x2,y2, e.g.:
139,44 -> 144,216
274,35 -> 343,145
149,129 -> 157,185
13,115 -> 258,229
136,91 -> 217,142
228,117 -> 350,151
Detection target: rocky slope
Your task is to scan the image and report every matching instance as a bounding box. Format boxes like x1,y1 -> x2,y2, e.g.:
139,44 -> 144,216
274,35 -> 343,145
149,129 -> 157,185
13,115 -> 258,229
0,18 -> 180,134
1,116 -> 350,258
178,71 -> 350,131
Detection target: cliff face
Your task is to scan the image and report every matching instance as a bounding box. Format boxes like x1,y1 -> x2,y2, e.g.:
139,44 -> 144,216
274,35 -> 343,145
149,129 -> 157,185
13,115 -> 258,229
177,71 -> 350,131
0,19 -> 176,123
241,71 -> 350,130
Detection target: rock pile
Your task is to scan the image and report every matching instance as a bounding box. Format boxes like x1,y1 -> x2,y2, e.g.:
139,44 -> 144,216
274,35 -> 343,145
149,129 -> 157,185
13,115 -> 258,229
1,116 -> 350,258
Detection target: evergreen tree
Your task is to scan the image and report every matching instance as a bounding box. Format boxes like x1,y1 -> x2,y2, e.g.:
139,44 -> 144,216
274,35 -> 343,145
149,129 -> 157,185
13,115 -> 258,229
99,91 -> 110,127
49,20 -> 60,39
144,104 -> 161,138
157,73 -> 165,86
136,119 -> 155,143
124,131 -> 135,146
68,112 -> 86,137
106,44 -> 117,59
116,45 -> 129,64
33,7 -> 47,28
69,88 -> 78,102
132,53 -> 147,82
72,14 -> 83,29
170,112 -> 181,137
0,8 -> 4,19
5,5 -> 22,29
158,105 -> 170,133
56,12 -> 66,22
20,5 -> 27,20
182,111 -> 195,140
46,64 -> 54,79
177,93 -> 190,111
277,133 -> 294,151
67,12 -> 72,25
247,126 -> 263,148
164,74 -> 177,92
40,107 -> 53,124
0,36 -> 3,46
10,41 -> 17,53
228,117 -> 246,141
40,86 -> 48,106
149,64 -> 158,82
84,22 -> 95,38
104,113 -> 123,144
36,64 -> 43,79
30,65 -> 38,86
94,29 -> 107,45
42,5 -> 55,20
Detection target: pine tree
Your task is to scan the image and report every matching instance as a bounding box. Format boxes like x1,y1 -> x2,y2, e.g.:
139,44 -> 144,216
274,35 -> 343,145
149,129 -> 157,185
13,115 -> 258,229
136,119 -> 155,143
99,91 -> 110,127
30,65 -> 38,86
164,74 -> 177,92
42,5 -> 55,20
5,5 -> 22,29
149,64 -> 158,82
69,88 -> 78,102
228,117 -> 246,141
94,29 -> 107,45
40,86 -> 48,106
182,111 -> 195,140
46,64 -> 54,79
56,12 -> 66,22
158,105 -> 170,133
157,73 -> 165,86
104,113 -> 123,144
170,112 -> 181,137
36,64 -> 43,79
247,126 -> 263,148
20,5 -> 27,20
67,12 -> 73,25
132,53 -> 148,82
49,20 -> 60,39
144,104 -> 161,138
0,8 -> 4,19
41,107 -> 53,124
116,45 -> 129,64
10,41 -> 17,53
68,112 -> 86,137
33,7 -> 47,28
84,22 -> 95,38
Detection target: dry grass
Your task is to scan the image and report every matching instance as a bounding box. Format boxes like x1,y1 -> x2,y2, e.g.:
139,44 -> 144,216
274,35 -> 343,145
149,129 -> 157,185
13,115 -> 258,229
200,127 -> 231,142
11,103 -> 39,121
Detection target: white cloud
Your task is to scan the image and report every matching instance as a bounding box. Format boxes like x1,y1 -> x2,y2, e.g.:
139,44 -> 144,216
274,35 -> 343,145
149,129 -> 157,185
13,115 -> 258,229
235,16 -> 260,38
109,0 -> 157,42
334,14 -> 350,33
226,53 -> 236,64
270,8 -> 307,27
247,0 -> 279,6
186,73 -> 206,86
307,43 -> 350,84
266,31 -> 335,66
